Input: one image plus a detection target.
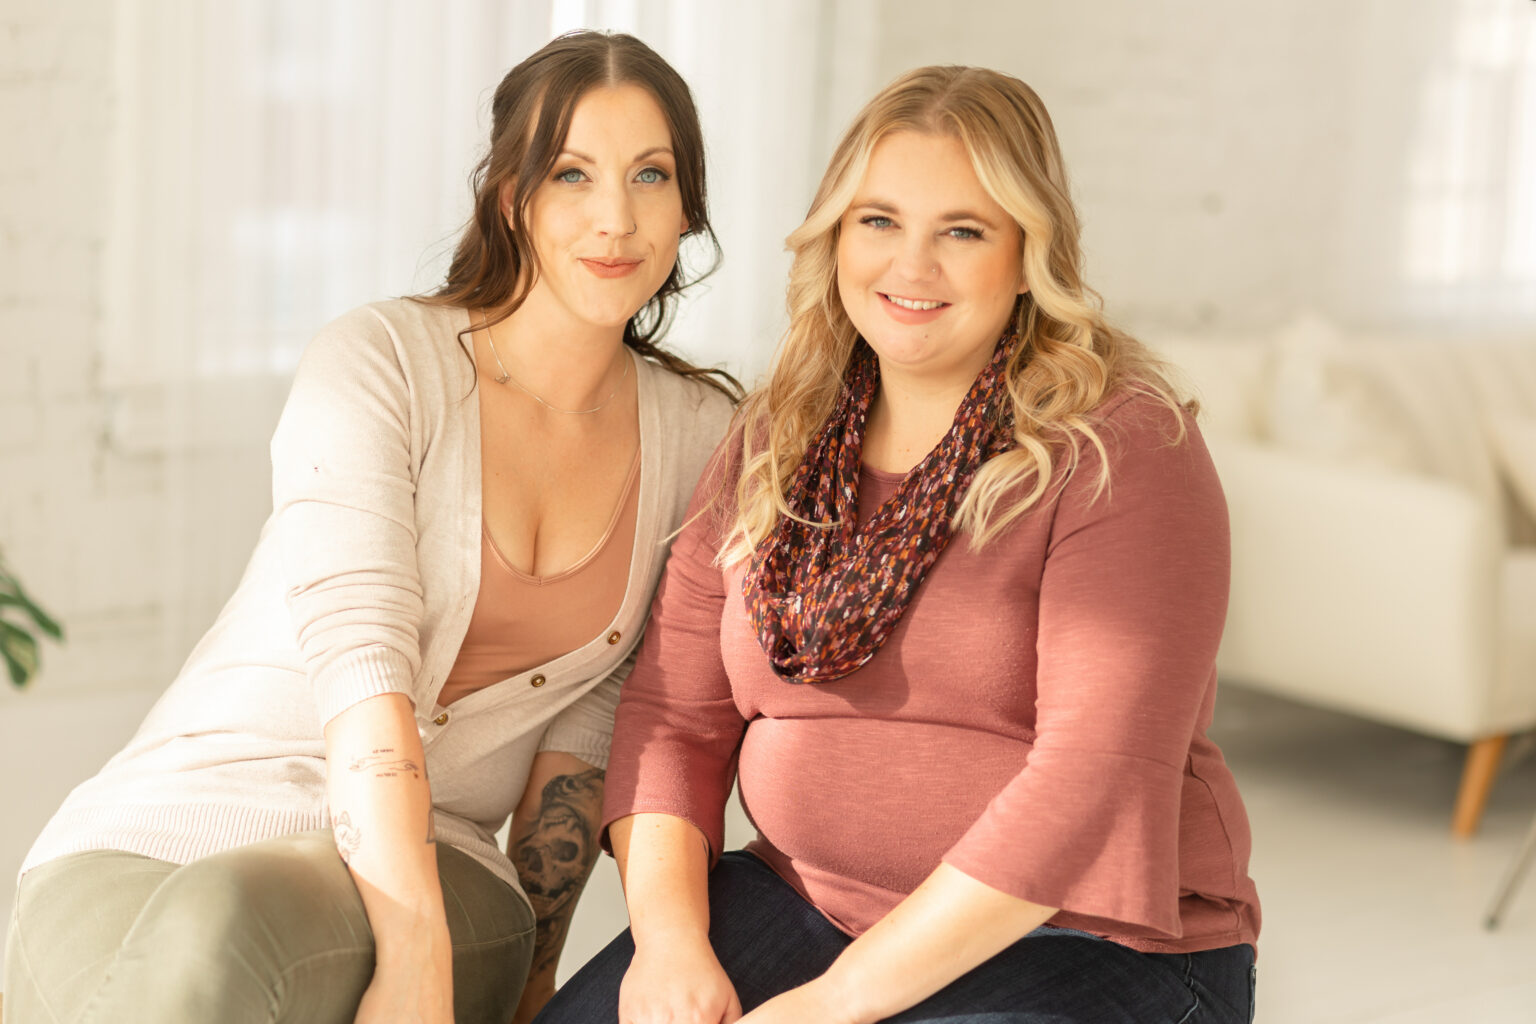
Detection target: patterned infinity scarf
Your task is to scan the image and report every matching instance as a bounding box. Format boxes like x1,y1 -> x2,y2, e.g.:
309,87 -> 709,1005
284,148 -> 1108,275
743,331 -> 1019,683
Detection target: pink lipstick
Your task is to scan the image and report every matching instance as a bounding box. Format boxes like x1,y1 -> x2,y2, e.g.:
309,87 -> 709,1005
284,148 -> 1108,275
581,257 -> 643,279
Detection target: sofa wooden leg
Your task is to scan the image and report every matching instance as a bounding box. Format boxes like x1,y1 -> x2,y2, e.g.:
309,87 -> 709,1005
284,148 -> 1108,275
1453,734 -> 1509,839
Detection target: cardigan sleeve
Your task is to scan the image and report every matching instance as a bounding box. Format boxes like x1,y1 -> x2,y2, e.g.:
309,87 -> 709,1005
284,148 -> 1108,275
269,307 -> 426,726
941,393 -> 1231,939
599,442 -> 747,861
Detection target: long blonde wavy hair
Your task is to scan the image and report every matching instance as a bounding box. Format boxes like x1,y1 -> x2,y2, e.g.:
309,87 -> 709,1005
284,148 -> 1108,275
720,65 -> 1189,565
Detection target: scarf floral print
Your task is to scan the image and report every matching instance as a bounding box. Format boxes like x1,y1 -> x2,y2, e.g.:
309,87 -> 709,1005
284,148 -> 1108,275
743,331 -> 1019,683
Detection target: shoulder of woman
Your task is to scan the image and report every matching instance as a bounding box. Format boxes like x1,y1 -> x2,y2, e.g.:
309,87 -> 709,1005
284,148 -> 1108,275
294,297 -> 448,362
1041,382 -> 1214,505
305,298 -> 461,355
1080,380 -> 1199,453
294,299 -> 471,398
643,359 -> 738,433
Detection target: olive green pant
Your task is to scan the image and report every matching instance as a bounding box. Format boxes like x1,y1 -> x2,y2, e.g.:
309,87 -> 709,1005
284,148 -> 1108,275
3,830 -> 535,1024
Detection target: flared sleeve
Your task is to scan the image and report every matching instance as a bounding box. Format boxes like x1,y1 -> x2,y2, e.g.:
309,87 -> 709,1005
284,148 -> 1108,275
600,443 -> 746,861
942,393 -> 1231,939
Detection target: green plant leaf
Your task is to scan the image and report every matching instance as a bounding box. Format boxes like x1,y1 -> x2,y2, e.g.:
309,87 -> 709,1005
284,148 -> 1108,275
0,590 -> 63,639
0,619 -> 40,686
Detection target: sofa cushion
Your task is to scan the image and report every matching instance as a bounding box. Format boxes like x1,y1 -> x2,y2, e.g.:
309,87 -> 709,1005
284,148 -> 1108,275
1489,415 -> 1536,532
1262,315 -> 1536,541
1142,336 -> 1269,440
1265,316 -> 1425,474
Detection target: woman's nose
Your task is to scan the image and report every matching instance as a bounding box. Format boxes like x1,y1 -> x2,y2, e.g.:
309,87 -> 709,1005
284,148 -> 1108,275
593,181 -> 637,237
892,236 -> 938,281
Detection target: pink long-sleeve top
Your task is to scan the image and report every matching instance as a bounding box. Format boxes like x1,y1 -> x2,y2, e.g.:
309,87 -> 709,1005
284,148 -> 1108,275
602,390 -> 1261,955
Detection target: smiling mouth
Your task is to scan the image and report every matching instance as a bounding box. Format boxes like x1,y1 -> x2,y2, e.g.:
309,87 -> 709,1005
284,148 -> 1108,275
880,292 -> 948,311
580,257 -> 643,278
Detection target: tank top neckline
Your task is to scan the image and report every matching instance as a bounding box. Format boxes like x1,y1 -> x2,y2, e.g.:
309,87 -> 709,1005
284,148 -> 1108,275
481,445 -> 642,585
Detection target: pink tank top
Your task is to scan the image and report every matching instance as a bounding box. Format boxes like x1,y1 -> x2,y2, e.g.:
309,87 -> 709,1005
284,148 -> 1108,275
438,450 -> 641,706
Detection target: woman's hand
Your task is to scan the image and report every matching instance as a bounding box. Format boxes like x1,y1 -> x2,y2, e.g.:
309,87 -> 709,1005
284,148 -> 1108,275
619,932 -> 742,1024
610,814 -> 732,1023
353,930 -> 454,1024
740,863 -> 1055,1024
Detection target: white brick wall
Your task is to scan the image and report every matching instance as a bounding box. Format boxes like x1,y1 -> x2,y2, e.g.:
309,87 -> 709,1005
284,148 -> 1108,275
871,0 -> 1448,336
0,0 -> 181,701
1,0 -> 295,715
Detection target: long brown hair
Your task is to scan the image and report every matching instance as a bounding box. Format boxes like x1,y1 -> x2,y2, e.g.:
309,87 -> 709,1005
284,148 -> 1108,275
421,31 -> 739,398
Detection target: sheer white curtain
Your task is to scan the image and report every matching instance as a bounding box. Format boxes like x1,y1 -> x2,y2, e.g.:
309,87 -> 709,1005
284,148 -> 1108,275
104,0 -> 554,391
105,0 -> 868,391
103,0 -> 868,656
1399,0 -> 1536,325
1336,0 -> 1536,333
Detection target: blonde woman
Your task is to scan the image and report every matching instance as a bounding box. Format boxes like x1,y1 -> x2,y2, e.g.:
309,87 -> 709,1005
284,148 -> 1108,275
536,66 -> 1260,1024
7,32 -> 736,1024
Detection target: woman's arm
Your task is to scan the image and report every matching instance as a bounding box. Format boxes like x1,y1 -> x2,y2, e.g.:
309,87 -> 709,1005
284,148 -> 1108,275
507,751 -> 606,1024
323,691 -> 453,1024
596,436 -> 752,1023
610,813 -> 742,1024
739,864 -> 1056,1024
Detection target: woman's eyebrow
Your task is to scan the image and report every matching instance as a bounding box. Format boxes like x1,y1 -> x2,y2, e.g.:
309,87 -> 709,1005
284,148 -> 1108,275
850,198 -> 999,229
558,146 -> 676,163
940,209 -> 999,229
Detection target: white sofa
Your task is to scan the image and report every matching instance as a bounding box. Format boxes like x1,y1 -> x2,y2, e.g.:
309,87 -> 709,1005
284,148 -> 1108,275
1149,317 -> 1536,836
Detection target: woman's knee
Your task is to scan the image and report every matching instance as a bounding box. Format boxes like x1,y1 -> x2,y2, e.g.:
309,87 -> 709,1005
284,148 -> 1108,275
92,845 -> 370,1024
532,929 -> 633,1023
134,836 -> 368,987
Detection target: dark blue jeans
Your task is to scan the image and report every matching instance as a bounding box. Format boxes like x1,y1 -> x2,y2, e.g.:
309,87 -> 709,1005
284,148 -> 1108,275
539,852 -> 1255,1023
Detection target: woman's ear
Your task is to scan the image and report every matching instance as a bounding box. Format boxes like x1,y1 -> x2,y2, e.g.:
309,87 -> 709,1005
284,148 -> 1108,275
498,180 -> 518,230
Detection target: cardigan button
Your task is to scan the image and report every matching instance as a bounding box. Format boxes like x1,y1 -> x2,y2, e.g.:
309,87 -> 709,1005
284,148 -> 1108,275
433,712 -> 449,726
530,674 -> 546,688
607,630 -> 622,645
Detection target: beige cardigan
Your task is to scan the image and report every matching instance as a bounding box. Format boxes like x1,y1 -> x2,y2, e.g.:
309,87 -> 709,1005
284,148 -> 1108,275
22,299 -> 735,901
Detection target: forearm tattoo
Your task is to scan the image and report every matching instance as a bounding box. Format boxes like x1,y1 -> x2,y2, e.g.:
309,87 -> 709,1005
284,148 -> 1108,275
512,768 -> 605,979
349,749 -> 421,778
335,748 -> 434,864
334,811 -> 362,864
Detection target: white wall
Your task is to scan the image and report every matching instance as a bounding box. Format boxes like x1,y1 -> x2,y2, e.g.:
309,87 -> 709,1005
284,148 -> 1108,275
1,0 -> 167,695
871,0 -> 1493,336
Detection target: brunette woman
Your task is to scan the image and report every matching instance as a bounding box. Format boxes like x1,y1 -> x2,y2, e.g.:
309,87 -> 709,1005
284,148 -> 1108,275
6,31 -> 736,1024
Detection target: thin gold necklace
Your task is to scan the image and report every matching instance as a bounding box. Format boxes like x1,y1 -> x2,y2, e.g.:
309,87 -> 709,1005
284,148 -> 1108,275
485,323 -> 631,415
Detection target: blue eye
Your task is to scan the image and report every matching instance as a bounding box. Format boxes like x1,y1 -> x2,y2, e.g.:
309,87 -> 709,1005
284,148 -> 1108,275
947,226 -> 984,240
554,168 -> 587,184
635,167 -> 670,184
860,215 -> 894,229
